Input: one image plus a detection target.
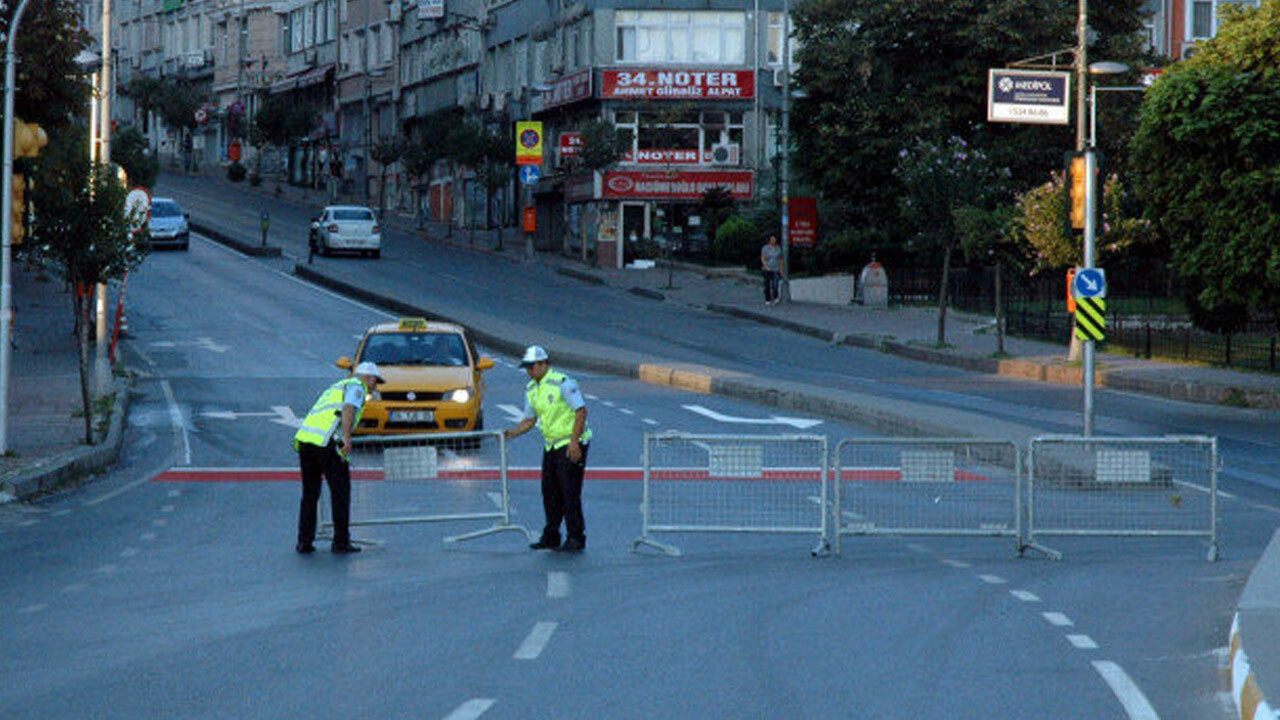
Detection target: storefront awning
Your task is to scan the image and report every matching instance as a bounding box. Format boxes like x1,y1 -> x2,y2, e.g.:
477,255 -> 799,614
270,65 -> 333,95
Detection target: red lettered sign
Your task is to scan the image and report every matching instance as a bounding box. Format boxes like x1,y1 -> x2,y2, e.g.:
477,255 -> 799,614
558,132 -> 583,160
788,197 -> 818,247
602,170 -> 754,200
601,70 -> 756,100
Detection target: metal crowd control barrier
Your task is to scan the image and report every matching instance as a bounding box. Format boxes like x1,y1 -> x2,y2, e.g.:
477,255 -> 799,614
832,438 -> 1022,555
632,432 -> 829,557
320,430 -> 532,546
1026,435 -> 1219,561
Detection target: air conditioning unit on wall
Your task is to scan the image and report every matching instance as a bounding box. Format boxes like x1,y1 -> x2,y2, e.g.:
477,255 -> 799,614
709,142 -> 740,166
772,68 -> 787,87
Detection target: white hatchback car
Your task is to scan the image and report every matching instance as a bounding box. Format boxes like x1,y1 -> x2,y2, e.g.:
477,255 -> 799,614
309,205 -> 381,258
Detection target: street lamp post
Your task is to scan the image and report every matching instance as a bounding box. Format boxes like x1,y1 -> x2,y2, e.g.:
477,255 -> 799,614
779,0 -> 791,302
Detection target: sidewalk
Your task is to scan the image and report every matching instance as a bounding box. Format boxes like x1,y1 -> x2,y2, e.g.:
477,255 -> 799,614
0,262 -> 128,502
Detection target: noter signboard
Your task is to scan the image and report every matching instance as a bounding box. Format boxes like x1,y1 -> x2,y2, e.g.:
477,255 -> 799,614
987,69 -> 1071,126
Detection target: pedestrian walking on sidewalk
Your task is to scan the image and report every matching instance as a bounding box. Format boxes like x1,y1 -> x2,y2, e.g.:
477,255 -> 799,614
503,345 -> 592,553
293,361 -> 384,555
761,235 -> 783,305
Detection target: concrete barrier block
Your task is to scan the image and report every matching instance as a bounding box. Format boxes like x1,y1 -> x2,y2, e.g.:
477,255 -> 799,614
997,359 -> 1046,381
670,370 -> 713,394
638,364 -> 674,386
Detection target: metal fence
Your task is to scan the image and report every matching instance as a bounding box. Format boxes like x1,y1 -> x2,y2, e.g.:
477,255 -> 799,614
1025,435 -> 1219,561
832,439 -> 1022,555
632,432 -> 829,557
320,431 -> 532,546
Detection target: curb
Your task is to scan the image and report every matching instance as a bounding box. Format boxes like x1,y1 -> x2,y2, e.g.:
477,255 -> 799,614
191,220 -> 283,257
1231,614 -> 1278,720
0,377 -> 131,501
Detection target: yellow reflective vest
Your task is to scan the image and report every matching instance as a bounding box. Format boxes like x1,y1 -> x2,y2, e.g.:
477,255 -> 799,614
294,378 -> 366,451
526,369 -> 592,451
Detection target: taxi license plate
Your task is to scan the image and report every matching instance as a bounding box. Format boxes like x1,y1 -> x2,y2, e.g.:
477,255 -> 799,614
391,410 -> 434,423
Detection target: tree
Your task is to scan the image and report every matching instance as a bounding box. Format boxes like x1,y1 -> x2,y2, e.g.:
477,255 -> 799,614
369,137 -> 404,215
791,0 -> 1148,257
10,0 -> 92,132
28,129 -> 147,443
403,110 -> 456,228
562,119 -> 631,256
1131,0 -> 1280,325
894,136 -> 1005,346
152,81 -> 206,170
113,126 -> 160,188
451,118 -> 512,247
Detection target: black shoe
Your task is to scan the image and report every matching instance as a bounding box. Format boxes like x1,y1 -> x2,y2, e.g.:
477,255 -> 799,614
331,543 -> 362,554
296,542 -> 316,554
529,539 -> 560,550
558,538 -> 585,553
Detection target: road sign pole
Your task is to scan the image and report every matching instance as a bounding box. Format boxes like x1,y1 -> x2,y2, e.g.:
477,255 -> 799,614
1083,147 -> 1097,436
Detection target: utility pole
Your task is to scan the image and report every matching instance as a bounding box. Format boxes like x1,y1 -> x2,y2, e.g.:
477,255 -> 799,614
0,0 -> 34,454
95,0 -> 114,395
1075,0 -> 1097,436
778,0 -> 791,302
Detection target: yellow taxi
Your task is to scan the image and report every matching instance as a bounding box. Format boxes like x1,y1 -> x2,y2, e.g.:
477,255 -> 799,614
337,318 -> 494,435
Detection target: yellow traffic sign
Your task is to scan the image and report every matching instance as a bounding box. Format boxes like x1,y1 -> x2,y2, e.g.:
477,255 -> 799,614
1074,297 -> 1106,342
515,121 -> 544,166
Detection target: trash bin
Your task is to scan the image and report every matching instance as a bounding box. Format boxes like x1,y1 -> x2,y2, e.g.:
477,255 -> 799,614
859,260 -> 889,308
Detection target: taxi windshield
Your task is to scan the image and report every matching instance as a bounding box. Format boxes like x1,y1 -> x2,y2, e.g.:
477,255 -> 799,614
361,332 -> 468,367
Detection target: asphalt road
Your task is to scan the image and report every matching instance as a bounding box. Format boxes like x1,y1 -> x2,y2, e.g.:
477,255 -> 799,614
2,179 -> 1277,717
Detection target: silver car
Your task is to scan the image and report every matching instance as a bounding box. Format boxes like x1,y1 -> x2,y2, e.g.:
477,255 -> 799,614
309,205 -> 381,258
146,197 -> 190,250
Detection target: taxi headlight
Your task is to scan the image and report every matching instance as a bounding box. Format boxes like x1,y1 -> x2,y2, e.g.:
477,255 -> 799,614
447,388 -> 471,403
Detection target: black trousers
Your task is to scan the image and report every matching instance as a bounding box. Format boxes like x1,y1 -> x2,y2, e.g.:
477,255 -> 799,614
539,443 -> 589,544
298,441 -> 351,546
763,270 -> 781,302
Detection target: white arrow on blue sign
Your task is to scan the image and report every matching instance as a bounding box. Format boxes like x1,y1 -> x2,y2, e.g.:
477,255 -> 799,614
519,165 -> 541,185
1073,268 -> 1107,299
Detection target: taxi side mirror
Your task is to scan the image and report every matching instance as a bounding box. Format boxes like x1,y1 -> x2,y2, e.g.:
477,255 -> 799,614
477,357 -> 495,371
335,356 -> 353,370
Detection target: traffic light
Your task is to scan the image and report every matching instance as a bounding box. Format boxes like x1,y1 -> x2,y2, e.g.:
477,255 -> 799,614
10,174 -> 23,245
1068,155 -> 1087,230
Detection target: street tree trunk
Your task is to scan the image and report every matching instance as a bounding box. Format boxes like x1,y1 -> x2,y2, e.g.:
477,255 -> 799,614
75,284 -> 94,444
936,242 -> 954,347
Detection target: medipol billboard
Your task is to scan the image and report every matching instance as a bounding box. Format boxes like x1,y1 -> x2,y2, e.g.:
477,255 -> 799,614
987,69 -> 1071,125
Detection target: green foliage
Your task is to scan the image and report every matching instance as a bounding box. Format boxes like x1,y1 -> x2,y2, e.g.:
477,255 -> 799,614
252,99 -> 319,147
715,215 -> 761,268
27,126 -> 147,287
791,0 -> 1149,242
1014,172 -> 1075,270
576,119 -> 632,172
1131,0 -> 1280,319
113,127 -> 159,189
153,81 -> 205,132
12,0 -> 92,131
370,137 -> 405,166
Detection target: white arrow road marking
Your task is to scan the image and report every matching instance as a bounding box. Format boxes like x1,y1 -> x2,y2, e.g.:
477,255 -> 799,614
1092,660 -> 1160,720
199,406 -> 300,428
148,337 -> 228,353
547,571 -> 570,599
497,403 -> 525,423
682,404 -> 823,429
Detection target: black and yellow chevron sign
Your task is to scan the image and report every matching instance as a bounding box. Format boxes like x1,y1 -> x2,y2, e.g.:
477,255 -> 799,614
1075,297 -> 1106,342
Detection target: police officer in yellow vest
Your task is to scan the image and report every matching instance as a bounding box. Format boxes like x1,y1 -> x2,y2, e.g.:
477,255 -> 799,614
504,346 -> 592,553
294,361 -> 384,554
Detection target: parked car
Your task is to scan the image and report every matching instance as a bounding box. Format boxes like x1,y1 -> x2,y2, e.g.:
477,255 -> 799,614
145,197 -> 190,250
309,205 -> 381,258
337,317 -> 494,435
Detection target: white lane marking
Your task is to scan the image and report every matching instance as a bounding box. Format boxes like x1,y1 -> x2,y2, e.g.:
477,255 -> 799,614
161,380 -> 191,466
905,543 -> 929,553
1011,590 -> 1041,603
1043,612 -> 1074,627
486,492 -> 504,510
497,404 -> 525,423
1092,660 -> 1160,720
978,574 -> 1007,585
513,621 -> 558,660
151,518 -> 168,527
62,583 -> 86,593
618,408 -> 635,415
85,472 -> 157,507
167,489 -> 181,498
140,532 -> 157,542
51,509 -> 71,517
941,559 -> 970,569
18,519 -> 38,527
585,394 -> 598,400
1248,502 -> 1280,514
547,571 -> 570,599
442,699 -> 496,720
1069,634 -> 1099,649
95,564 -> 118,574
642,418 -> 659,426
160,504 -> 175,513
1173,479 -> 1234,499
602,400 -> 616,407
682,403 -> 823,429
120,547 -> 140,558
18,604 -> 46,614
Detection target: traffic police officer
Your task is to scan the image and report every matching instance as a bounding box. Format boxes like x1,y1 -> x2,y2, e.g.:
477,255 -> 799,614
294,361 -> 384,554
504,346 -> 592,553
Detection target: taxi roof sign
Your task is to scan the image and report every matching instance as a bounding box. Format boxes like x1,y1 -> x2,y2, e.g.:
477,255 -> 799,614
398,317 -> 430,330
